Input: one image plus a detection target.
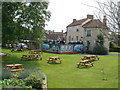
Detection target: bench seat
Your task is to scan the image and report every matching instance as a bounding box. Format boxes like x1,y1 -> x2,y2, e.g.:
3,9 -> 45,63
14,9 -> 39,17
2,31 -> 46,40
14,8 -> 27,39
10,68 -> 24,72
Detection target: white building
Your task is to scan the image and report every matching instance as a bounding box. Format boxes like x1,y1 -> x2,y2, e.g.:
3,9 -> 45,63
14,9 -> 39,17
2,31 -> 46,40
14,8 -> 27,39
66,15 -> 110,50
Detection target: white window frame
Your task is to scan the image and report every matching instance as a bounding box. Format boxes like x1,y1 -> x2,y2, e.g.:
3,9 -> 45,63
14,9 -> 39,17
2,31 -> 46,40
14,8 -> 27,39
86,30 -> 92,37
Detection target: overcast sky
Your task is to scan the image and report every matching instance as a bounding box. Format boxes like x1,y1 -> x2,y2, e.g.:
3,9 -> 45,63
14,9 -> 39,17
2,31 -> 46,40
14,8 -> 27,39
45,0 -> 106,32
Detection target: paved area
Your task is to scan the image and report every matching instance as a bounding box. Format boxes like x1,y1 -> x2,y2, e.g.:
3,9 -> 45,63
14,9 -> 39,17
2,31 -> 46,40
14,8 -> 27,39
75,53 -> 119,57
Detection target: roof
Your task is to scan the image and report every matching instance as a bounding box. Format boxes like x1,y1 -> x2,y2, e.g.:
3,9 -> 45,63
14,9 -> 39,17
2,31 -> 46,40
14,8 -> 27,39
67,18 -> 87,27
45,33 -> 64,41
67,18 -> 106,28
82,19 -> 105,28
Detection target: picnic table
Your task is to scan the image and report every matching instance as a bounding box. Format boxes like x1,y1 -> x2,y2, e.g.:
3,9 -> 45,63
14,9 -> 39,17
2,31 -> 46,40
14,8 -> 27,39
77,60 -> 94,68
21,54 -> 42,60
4,64 -> 24,72
81,55 -> 99,61
29,50 -> 41,54
47,57 -> 62,63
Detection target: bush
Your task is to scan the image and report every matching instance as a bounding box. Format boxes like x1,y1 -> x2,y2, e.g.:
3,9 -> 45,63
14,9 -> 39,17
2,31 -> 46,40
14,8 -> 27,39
0,78 -> 32,88
18,70 -> 30,79
93,45 -> 108,55
24,73 -> 42,89
85,50 -> 93,54
2,69 -> 13,80
110,42 -> 119,48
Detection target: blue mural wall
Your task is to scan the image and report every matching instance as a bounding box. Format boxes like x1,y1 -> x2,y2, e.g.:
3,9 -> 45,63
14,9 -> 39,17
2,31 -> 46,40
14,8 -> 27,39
74,44 -> 84,52
42,43 -> 84,53
41,43 -> 50,50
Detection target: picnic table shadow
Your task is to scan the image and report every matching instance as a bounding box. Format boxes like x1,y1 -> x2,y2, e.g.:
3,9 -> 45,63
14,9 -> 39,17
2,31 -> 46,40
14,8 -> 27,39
77,65 -> 94,69
47,61 -> 61,64
21,59 -> 41,61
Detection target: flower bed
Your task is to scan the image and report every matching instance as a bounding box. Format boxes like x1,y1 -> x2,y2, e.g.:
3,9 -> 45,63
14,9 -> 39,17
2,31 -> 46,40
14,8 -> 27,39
1,68 -> 47,89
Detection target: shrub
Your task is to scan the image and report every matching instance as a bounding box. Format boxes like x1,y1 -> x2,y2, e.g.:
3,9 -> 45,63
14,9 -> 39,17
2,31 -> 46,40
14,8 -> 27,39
24,72 -> 42,89
0,78 -> 32,88
2,69 -> 13,80
18,70 -> 30,79
93,45 -> 108,55
110,42 -> 119,48
85,50 -> 93,54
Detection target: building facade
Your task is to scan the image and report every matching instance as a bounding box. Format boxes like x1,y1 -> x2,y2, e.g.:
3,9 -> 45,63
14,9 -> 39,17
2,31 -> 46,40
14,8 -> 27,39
66,15 -> 110,50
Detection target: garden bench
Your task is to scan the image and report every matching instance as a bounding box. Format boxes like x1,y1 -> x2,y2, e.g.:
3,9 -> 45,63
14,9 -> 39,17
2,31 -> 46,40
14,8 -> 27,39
10,68 -> 24,72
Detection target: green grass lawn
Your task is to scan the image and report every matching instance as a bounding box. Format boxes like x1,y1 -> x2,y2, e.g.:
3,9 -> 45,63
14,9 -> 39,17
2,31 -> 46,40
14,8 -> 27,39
109,52 -> 119,55
2,49 -> 118,88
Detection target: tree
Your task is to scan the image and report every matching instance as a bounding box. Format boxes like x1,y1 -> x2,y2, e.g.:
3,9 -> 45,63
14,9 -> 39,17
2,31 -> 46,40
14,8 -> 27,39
93,34 -> 108,55
83,0 -> 120,46
96,34 -> 104,46
2,1 -> 51,47
2,2 -> 22,45
94,0 -> 120,45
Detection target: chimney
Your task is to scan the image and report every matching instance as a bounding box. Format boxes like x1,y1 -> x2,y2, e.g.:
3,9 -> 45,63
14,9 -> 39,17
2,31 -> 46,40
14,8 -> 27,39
73,19 -> 76,22
61,30 -> 63,33
103,16 -> 107,27
87,15 -> 93,19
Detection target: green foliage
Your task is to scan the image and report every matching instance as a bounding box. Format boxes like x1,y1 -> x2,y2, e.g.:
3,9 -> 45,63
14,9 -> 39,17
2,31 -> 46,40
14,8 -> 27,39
110,42 -> 119,48
96,34 -> 104,46
0,78 -> 32,88
2,69 -> 14,80
85,50 -> 93,54
93,45 -> 108,55
2,2 -> 51,46
93,34 -> 108,55
18,70 -> 30,79
24,72 -> 42,89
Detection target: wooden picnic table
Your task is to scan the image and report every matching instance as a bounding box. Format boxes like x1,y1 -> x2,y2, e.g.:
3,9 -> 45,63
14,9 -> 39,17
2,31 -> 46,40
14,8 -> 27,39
21,54 -> 42,60
77,60 -> 94,68
5,64 -> 23,69
47,57 -> 62,63
82,55 -> 99,61
5,64 -> 24,72
29,50 -> 41,54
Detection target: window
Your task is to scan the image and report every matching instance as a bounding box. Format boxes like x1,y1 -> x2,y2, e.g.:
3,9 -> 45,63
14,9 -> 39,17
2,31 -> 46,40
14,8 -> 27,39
69,36 -> 71,42
86,30 -> 91,37
71,38 -> 73,41
76,29 -> 79,32
76,26 -> 79,32
76,36 -> 78,41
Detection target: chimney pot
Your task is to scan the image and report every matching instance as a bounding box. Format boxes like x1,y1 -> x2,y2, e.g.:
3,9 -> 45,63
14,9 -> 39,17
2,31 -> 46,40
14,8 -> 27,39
73,19 -> 76,22
103,16 -> 107,27
87,15 -> 93,19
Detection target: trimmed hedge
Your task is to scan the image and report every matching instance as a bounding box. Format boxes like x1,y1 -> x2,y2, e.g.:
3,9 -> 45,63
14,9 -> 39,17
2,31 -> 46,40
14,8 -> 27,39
93,45 -> 108,55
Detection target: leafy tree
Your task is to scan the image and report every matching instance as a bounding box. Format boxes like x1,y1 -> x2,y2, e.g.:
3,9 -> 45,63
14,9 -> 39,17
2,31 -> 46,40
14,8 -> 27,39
2,1 -> 51,47
96,34 -> 104,46
93,34 -> 108,55
2,2 -> 21,46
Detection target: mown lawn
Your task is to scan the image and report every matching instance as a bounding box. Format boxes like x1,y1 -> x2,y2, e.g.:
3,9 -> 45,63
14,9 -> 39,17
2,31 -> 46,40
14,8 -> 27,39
108,52 -> 119,55
2,48 -> 118,88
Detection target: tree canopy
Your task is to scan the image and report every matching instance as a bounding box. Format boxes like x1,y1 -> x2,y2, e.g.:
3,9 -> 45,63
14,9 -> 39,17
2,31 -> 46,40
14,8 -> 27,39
2,1 -> 51,46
